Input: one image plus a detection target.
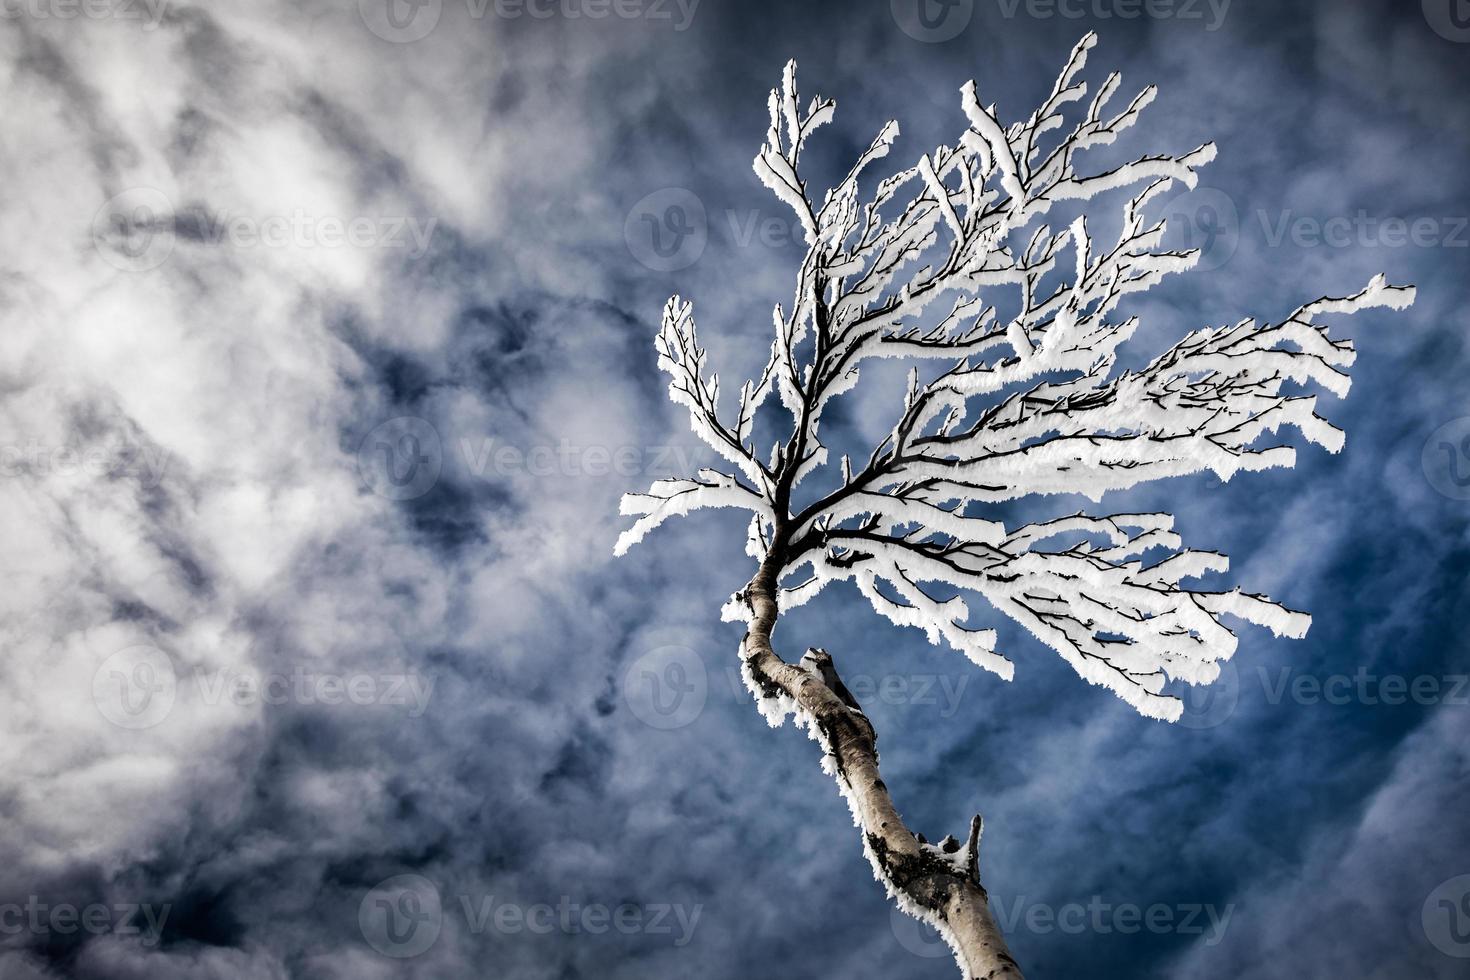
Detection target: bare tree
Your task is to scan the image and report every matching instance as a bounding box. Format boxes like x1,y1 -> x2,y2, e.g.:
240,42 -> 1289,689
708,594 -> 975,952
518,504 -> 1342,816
616,33 -> 1414,978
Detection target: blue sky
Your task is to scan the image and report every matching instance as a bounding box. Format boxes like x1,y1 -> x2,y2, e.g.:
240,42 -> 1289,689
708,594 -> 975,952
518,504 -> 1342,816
0,0 -> 1467,977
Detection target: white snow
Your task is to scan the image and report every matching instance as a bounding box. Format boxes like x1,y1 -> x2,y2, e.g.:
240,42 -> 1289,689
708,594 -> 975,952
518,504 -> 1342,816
616,34 -> 1415,722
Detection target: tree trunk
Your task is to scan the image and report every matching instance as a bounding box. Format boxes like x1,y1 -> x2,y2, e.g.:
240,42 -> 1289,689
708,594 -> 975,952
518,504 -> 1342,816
739,552 -> 1024,980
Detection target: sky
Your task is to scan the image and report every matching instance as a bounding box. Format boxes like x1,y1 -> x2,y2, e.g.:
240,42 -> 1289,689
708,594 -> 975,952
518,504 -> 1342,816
0,0 -> 1467,977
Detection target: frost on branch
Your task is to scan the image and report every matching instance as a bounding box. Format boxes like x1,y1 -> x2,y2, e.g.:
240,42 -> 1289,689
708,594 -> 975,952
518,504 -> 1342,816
613,297 -> 773,558
617,33 -> 1416,722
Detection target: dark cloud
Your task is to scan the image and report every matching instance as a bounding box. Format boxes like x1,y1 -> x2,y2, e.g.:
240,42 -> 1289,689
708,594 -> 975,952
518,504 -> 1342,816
1,1 -> 1466,978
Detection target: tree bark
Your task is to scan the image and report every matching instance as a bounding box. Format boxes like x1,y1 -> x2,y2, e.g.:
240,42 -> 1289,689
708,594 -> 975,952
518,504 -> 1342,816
739,549 -> 1024,980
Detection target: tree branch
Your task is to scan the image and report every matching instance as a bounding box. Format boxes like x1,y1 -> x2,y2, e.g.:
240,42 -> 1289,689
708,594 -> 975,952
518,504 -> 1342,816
618,35 -> 1417,978
739,550 -> 1023,980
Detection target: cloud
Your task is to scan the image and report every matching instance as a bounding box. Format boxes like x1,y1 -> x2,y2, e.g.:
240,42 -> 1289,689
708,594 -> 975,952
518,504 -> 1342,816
0,1 -> 1465,978
1168,702 -> 1470,980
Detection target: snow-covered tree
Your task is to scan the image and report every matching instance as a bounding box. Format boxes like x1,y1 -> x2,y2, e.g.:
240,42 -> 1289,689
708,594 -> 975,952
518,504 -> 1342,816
616,34 -> 1414,978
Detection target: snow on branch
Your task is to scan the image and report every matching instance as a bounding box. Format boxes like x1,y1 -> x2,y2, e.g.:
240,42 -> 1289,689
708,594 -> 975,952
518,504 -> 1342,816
775,509 -> 1308,721
617,34 -> 1416,721
613,297 -> 774,556
886,275 -> 1416,503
